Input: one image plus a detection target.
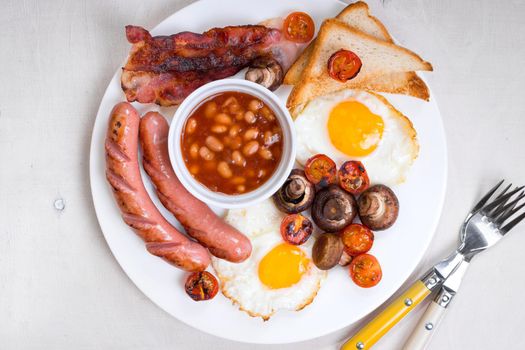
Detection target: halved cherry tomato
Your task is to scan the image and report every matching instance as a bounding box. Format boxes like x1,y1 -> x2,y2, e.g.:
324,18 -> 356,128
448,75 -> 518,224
338,161 -> 370,195
185,271 -> 219,301
304,154 -> 337,187
349,254 -> 382,288
340,223 -> 374,256
283,12 -> 315,43
280,213 -> 313,245
327,49 -> 362,82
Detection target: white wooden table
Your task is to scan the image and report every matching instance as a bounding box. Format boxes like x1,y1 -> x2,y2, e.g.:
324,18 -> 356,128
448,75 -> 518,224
2,0 -> 525,349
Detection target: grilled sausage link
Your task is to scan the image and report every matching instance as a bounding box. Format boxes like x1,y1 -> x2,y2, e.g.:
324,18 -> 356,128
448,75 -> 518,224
105,102 -> 210,271
139,112 -> 252,262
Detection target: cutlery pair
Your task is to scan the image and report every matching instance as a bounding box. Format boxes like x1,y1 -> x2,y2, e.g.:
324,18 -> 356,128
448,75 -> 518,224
341,180 -> 525,350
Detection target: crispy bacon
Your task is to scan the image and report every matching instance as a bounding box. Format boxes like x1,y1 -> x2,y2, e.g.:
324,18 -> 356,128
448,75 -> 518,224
121,24 -> 302,106
124,25 -> 280,72
121,67 -> 240,106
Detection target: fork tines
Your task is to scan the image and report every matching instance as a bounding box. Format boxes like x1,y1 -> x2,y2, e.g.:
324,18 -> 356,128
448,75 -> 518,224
477,180 -> 525,234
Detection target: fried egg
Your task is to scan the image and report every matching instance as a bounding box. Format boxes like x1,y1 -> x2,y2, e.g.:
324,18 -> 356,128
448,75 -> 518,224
294,90 -> 419,185
212,200 -> 326,320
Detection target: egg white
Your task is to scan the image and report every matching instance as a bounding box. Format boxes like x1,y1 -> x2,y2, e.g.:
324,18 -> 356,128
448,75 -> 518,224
294,90 -> 419,185
212,200 -> 326,320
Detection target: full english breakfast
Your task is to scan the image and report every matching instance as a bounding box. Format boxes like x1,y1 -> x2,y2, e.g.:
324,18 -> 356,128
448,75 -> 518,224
103,1 -> 432,320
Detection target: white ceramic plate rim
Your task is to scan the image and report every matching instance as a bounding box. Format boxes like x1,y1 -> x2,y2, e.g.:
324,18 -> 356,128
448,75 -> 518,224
89,0 -> 447,344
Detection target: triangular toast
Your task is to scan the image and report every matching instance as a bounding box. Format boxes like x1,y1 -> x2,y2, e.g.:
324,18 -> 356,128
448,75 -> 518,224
285,1 -> 393,86
286,19 -> 432,110
285,2 -> 431,114
336,1 -> 392,42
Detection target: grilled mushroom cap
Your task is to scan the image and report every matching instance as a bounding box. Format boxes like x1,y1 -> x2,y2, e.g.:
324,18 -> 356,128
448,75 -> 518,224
312,233 -> 344,270
273,169 -> 315,214
358,184 -> 399,230
311,185 -> 357,232
245,56 -> 284,91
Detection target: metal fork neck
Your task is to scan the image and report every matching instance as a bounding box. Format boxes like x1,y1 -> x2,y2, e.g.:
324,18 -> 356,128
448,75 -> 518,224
421,269 -> 443,290
421,250 -> 465,290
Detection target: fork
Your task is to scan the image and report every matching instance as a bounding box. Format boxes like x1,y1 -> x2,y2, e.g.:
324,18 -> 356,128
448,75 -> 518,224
401,181 -> 525,349
340,181 -> 525,350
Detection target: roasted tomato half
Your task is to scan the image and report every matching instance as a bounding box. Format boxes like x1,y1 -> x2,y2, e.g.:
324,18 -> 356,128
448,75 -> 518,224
185,271 -> 219,301
341,223 -> 374,256
280,213 -> 313,245
349,254 -> 382,288
338,160 -> 370,195
304,154 -> 337,187
328,49 -> 362,82
283,12 -> 315,43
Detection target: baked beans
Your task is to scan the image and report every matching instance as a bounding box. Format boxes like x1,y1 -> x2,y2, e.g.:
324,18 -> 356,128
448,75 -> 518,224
181,91 -> 283,195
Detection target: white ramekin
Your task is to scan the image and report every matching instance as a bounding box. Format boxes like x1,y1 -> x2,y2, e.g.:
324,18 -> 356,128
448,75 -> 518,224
168,79 -> 296,209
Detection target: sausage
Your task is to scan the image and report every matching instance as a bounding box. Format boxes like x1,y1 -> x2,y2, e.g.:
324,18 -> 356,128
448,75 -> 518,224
105,102 -> 210,272
139,112 -> 252,262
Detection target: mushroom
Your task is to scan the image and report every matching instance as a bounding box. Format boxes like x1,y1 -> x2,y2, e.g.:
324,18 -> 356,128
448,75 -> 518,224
312,233 -> 344,270
311,185 -> 357,232
245,56 -> 283,91
358,184 -> 399,231
273,169 -> 315,214
338,251 -> 352,266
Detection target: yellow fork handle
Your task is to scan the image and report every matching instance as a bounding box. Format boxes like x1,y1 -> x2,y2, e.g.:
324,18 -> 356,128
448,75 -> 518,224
341,280 -> 431,350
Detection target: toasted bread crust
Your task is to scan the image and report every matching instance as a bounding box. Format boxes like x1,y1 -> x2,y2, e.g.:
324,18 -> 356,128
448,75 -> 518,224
284,43 -> 314,85
284,1 -> 431,108
402,72 -> 430,100
336,1 -> 393,42
287,19 -> 432,109
309,19 -> 433,75
288,71 -> 429,118
285,1 -> 392,86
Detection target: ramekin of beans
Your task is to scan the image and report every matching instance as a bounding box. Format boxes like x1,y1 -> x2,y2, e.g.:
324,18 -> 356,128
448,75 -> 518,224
169,79 -> 296,209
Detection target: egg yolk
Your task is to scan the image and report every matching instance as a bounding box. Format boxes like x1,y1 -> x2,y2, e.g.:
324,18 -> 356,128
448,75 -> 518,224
327,101 -> 384,157
258,243 -> 310,289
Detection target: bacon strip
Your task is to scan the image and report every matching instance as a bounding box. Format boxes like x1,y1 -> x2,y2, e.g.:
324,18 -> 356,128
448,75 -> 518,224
122,25 -> 282,106
121,22 -> 311,106
121,67 -> 240,106
124,25 -> 280,72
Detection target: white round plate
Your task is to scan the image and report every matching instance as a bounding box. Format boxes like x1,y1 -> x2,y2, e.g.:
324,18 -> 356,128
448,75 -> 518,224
89,0 -> 447,344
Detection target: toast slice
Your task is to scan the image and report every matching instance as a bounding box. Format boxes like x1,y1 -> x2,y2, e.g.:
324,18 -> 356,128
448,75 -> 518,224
287,19 -> 432,110
284,1 -> 430,111
336,1 -> 392,41
283,43 -> 314,86
285,2 -> 392,85
286,70 -> 429,117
